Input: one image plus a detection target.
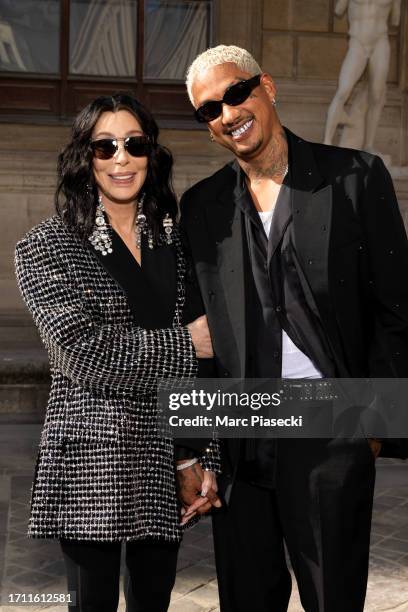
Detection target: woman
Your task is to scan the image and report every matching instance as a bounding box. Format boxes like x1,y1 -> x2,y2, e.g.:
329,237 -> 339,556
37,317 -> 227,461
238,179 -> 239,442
15,93 -> 217,611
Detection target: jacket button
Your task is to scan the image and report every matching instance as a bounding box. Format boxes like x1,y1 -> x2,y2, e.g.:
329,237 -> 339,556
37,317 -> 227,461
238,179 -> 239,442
275,305 -> 282,312
223,370 -> 230,377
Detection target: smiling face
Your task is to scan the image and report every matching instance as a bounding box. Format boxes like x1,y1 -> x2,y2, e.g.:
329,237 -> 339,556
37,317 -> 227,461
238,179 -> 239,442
92,109 -> 148,206
191,62 -> 278,162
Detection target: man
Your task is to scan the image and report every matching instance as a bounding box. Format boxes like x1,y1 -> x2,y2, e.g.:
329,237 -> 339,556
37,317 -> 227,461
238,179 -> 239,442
324,0 -> 401,149
176,45 -> 408,612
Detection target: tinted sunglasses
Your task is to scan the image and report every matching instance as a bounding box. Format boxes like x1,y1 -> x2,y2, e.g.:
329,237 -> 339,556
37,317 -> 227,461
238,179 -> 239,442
91,136 -> 151,159
195,74 -> 262,123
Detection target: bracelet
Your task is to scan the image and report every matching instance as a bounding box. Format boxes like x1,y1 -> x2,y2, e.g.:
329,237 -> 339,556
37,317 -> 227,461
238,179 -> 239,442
176,458 -> 198,471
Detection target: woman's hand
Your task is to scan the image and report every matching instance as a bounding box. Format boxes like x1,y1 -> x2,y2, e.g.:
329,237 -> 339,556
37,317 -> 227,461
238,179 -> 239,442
177,462 -> 221,525
187,315 -> 214,358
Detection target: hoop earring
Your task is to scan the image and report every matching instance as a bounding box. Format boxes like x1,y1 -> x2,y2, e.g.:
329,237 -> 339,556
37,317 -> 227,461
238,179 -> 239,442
272,98 -> 277,106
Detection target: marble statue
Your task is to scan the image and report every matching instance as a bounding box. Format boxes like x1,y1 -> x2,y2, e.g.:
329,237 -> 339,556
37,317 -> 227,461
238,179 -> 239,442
324,0 -> 401,152
0,21 -> 26,71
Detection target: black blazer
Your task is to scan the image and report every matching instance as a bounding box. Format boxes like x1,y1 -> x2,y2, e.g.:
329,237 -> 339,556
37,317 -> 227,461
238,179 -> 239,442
180,129 -> 408,460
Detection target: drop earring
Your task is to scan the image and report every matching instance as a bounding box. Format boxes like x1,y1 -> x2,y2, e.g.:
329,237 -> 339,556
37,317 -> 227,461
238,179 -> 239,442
89,195 -> 113,256
163,214 -> 173,245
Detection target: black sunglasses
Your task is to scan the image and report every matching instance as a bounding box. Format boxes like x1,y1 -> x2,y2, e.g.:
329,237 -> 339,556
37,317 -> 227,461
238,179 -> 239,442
91,136 -> 151,159
194,74 -> 262,123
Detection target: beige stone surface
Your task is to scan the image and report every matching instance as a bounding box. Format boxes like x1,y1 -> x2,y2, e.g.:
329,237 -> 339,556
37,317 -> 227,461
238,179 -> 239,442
172,565 -> 216,598
0,123 -> 69,152
187,582 -> 220,607
297,35 -> 349,79
0,281 -> 25,313
262,32 -> 294,78
333,9 -> 350,34
263,0 -> 291,31
278,100 -> 328,143
217,0 -> 262,54
0,190 -> 54,313
26,194 -> 55,231
1,194 -> 29,259
263,0 -> 330,32
292,0 -> 330,32
389,34 -> 399,84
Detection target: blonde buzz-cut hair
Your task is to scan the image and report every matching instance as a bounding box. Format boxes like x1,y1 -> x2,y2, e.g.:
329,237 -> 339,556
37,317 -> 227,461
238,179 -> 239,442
186,44 -> 262,106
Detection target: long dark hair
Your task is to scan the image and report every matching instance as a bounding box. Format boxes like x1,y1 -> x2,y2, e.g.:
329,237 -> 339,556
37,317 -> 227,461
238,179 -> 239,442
55,93 -> 177,241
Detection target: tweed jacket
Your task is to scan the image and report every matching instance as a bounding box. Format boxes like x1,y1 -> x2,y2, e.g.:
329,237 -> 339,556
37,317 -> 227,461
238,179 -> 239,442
15,215 -> 220,542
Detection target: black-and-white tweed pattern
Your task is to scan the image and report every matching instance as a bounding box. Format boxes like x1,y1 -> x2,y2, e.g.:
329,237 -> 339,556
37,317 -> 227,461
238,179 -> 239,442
15,215 -> 220,542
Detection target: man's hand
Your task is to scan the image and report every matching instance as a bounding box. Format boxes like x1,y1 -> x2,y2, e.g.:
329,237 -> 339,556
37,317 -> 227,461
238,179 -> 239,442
187,315 -> 214,359
176,461 -> 221,525
367,438 -> 382,459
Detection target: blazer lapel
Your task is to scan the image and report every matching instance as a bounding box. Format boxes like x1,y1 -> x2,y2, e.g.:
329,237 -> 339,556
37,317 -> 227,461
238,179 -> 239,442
204,163 -> 247,377
287,129 -> 346,369
267,182 -> 292,264
287,130 -> 331,305
89,231 -> 174,329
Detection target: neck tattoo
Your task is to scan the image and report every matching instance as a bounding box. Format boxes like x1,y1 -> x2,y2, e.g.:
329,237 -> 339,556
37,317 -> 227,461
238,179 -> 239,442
246,130 -> 289,185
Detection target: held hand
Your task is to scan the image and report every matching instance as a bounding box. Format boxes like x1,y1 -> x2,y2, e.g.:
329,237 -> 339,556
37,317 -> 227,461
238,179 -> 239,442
367,438 -> 382,459
182,470 -> 220,523
187,315 -> 214,359
176,461 -> 221,525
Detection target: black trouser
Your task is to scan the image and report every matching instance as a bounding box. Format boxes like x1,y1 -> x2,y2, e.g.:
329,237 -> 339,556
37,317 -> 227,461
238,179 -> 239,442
60,538 -> 179,612
212,438 -> 376,612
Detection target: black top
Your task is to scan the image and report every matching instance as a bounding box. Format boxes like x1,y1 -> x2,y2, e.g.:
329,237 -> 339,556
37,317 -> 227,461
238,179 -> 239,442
93,229 -> 177,330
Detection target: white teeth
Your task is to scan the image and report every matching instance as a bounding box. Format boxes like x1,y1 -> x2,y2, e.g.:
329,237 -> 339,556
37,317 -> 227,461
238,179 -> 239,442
111,175 -> 133,180
231,119 -> 253,138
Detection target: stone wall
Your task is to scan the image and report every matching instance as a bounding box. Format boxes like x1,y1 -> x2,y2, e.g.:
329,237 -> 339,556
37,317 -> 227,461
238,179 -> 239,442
259,0 -> 408,164
262,0 -> 400,82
